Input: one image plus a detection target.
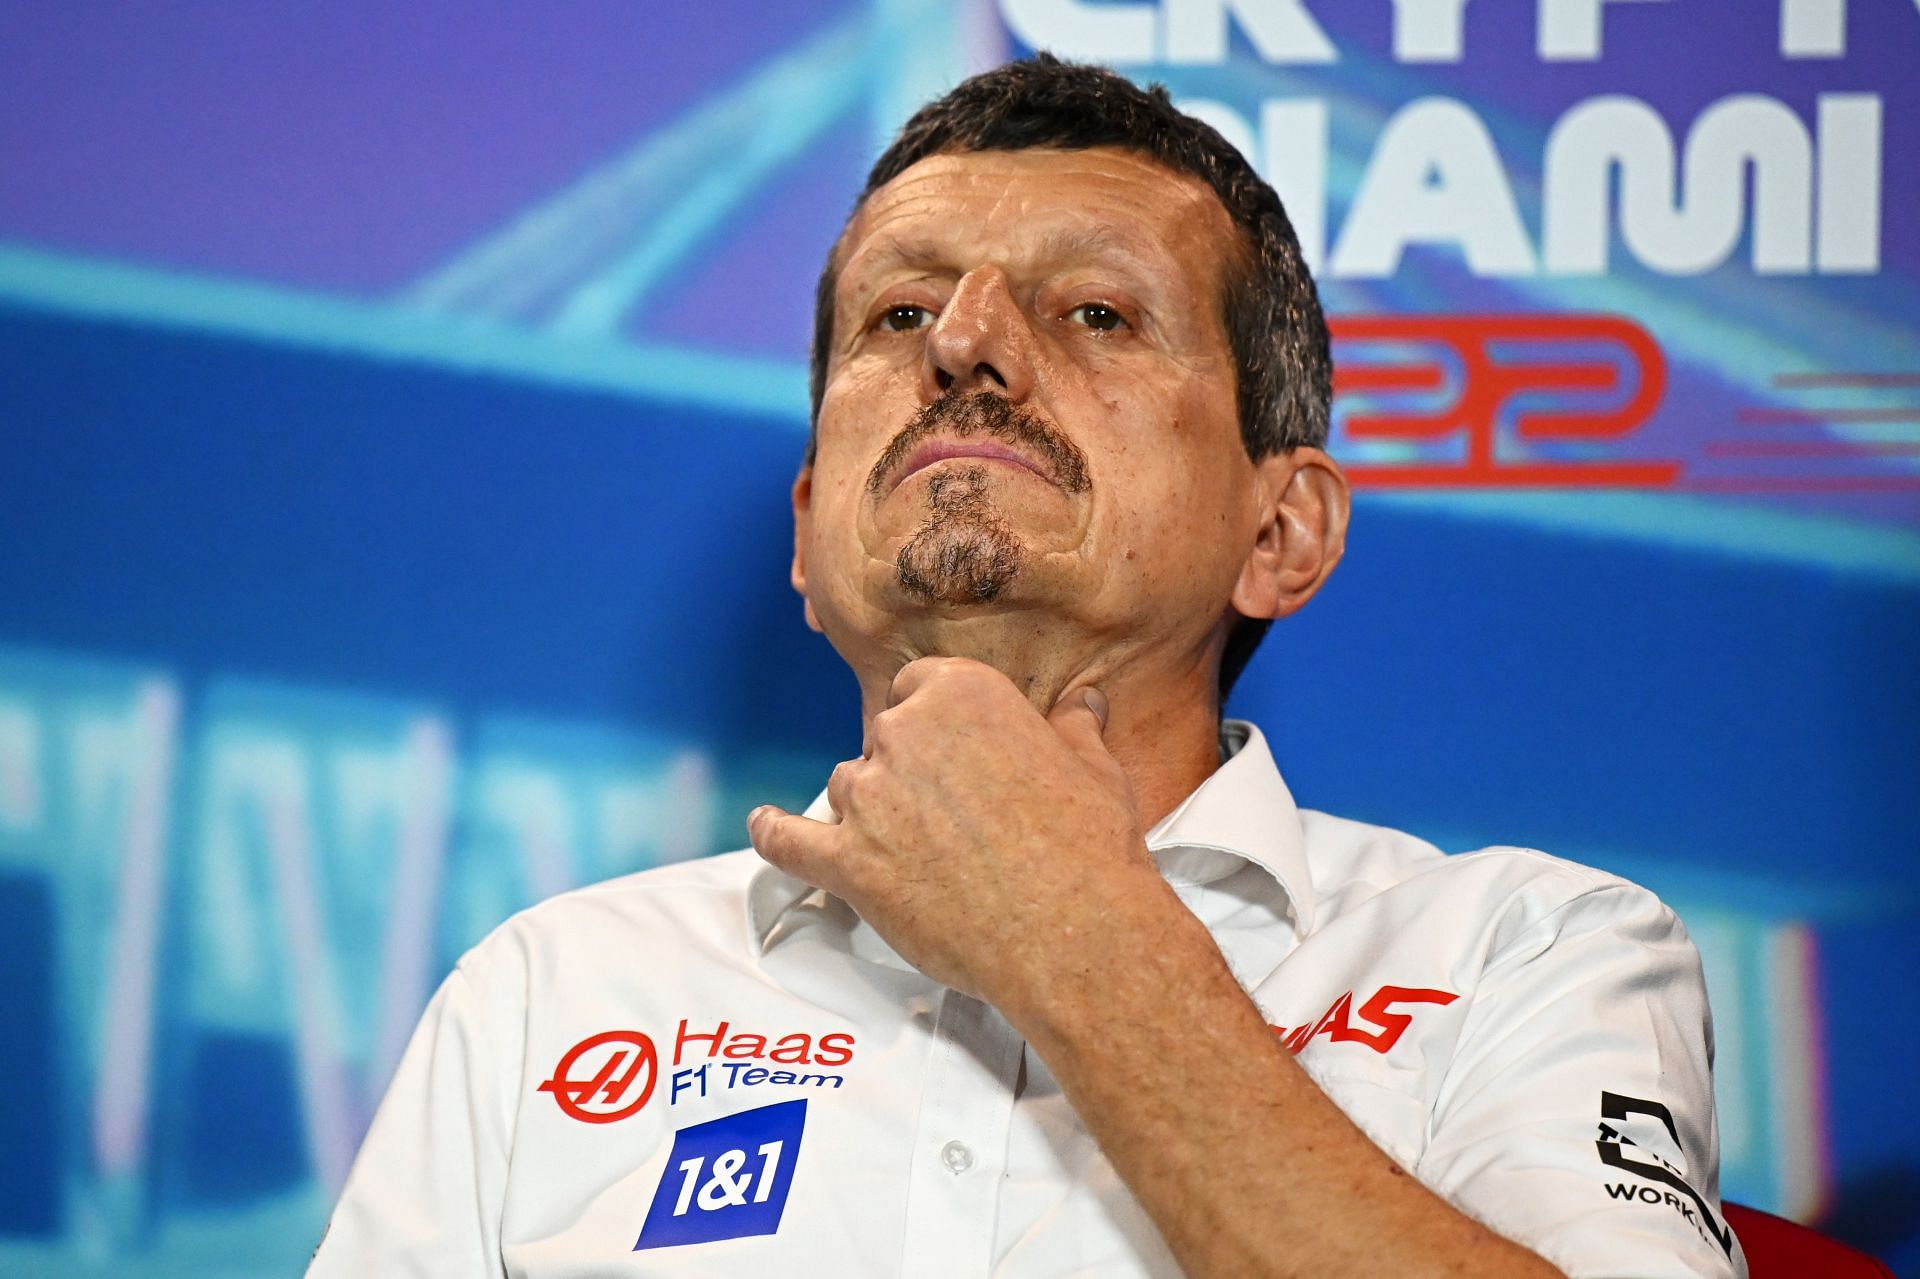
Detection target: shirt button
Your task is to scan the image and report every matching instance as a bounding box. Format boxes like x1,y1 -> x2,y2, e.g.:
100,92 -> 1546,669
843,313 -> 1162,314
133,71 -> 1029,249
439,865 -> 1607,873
940,1140 -> 974,1174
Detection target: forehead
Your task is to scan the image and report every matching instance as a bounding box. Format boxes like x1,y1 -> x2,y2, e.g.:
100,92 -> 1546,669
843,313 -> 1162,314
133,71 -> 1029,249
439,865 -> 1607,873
837,146 -> 1239,286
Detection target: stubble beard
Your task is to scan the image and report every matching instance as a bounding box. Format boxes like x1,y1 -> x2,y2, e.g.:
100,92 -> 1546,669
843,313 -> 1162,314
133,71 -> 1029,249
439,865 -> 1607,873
895,465 -> 1026,605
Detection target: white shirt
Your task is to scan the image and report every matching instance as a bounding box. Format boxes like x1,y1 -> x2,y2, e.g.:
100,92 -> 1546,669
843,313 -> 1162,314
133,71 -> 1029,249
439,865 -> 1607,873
310,721 -> 1746,1278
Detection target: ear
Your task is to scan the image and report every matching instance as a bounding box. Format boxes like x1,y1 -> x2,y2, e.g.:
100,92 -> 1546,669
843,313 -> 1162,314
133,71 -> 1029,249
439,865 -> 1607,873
790,465 -> 824,633
1229,447 -> 1350,623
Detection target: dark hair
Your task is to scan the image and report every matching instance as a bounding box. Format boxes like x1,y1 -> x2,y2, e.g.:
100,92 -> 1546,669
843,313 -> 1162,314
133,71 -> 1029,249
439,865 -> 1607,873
807,54 -> 1331,700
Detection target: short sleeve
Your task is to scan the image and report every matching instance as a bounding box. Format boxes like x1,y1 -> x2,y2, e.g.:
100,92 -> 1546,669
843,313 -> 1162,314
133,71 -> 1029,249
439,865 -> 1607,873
1416,879 -> 1749,1279
306,955 -> 521,1277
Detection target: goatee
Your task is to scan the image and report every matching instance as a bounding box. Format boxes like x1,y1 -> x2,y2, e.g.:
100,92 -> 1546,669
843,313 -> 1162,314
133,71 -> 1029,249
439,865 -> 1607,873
878,390 -> 1091,605
895,465 -> 1024,604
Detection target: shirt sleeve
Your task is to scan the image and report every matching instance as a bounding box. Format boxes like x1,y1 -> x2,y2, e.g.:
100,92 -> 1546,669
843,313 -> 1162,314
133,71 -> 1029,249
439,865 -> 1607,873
1415,876 -> 1749,1279
306,954 -> 520,1278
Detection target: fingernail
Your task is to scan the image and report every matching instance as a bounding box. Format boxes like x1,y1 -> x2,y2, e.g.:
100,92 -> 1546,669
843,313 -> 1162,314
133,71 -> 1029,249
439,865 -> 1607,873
1082,688 -> 1109,729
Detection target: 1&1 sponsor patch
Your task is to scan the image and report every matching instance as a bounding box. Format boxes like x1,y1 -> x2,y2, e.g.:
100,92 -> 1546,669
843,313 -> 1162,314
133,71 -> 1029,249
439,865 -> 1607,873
634,1099 -> 808,1251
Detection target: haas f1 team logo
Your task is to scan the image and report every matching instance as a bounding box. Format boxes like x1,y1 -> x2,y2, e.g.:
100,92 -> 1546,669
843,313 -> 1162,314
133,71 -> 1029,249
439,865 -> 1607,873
540,1030 -> 660,1123
541,1021 -> 858,1122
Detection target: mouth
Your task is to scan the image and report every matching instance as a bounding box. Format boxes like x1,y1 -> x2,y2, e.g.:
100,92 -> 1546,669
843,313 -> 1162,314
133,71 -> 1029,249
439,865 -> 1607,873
888,440 -> 1054,493
864,389 -> 1093,498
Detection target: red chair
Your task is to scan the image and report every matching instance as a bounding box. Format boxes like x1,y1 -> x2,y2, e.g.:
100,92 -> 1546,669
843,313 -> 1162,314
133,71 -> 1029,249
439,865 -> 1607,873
1724,1202 -> 1894,1279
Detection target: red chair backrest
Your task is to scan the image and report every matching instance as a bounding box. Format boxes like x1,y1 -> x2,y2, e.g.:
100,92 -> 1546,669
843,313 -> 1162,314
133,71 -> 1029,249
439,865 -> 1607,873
1724,1202 -> 1893,1279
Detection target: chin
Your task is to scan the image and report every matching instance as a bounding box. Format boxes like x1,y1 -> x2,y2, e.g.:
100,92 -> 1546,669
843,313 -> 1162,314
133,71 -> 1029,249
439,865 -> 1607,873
892,516 -> 1029,606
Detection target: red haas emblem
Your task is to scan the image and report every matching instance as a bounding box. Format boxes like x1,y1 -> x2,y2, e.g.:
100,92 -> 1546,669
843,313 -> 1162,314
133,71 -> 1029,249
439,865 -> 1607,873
1273,985 -> 1459,1055
540,1030 -> 660,1123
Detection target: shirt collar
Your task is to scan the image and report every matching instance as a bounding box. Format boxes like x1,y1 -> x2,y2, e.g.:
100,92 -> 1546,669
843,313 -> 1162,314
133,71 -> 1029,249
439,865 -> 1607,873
746,718 -> 1316,954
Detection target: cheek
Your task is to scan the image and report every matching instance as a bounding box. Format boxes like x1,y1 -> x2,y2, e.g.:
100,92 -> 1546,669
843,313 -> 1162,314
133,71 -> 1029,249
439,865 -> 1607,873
1086,468 -> 1206,595
1088,427 -> 1250,589
812,380 -> 896,491
826,351 -> 917,413
805,469 -> 866,566
1101,425 -> 1223,527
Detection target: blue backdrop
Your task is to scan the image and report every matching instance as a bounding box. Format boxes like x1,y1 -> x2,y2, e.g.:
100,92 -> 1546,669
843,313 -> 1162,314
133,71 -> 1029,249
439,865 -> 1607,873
1,2 -> 1915,1273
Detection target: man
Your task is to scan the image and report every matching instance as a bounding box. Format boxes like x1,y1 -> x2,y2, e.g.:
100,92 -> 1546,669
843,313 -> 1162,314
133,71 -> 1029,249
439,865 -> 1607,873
311,57 -> 1743,1278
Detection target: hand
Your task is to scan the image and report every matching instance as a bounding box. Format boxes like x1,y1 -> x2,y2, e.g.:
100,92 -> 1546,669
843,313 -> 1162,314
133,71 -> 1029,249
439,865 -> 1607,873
747,656 -> 1164,1007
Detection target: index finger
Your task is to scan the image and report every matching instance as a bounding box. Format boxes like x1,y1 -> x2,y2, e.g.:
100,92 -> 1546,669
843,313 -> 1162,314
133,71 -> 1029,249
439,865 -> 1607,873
886,655 -> 1010,709
884,655 -> 950,709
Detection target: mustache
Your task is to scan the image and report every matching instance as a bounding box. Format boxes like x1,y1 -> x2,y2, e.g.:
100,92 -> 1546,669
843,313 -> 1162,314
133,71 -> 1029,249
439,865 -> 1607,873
865,390 -> 1091,496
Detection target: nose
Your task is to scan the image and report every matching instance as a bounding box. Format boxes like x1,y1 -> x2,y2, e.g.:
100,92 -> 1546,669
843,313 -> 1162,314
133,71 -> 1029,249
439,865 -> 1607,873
921,267 -> 1037,404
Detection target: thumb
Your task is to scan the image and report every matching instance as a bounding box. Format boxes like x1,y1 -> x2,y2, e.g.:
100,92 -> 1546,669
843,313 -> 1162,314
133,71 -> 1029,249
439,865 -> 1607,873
1047,686 -> 1112,762
747,803 -> 840,893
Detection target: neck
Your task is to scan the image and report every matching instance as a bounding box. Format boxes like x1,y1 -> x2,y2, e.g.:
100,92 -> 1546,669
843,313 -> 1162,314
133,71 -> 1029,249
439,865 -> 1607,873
851,614 -> 1226,830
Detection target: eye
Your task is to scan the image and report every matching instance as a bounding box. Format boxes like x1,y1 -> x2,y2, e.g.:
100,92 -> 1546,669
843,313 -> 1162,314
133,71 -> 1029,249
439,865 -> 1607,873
878,304 -> 934,332
1066,302 -> 1127,332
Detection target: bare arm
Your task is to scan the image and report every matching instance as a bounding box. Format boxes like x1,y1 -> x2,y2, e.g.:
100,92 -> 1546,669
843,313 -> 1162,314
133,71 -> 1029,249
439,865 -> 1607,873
999,872 -> 1563,1278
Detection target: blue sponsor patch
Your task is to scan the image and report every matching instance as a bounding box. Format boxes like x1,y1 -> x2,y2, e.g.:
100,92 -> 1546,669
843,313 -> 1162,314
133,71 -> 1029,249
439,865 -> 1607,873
635,1099 -> 807,1250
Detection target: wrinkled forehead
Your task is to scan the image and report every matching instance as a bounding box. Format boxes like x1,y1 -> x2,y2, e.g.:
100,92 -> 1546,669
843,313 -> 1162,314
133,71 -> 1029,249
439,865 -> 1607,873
832,146 -> 1241,292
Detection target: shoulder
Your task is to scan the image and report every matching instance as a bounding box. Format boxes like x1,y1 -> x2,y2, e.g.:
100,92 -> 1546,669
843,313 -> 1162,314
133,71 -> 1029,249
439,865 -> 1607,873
505,846 -> 761,933
453,849 -> 763,985
1299,808 -> 1688,959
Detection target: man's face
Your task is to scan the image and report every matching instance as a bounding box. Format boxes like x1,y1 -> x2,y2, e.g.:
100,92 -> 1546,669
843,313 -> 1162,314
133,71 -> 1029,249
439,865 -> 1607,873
795,146 -> 1267,670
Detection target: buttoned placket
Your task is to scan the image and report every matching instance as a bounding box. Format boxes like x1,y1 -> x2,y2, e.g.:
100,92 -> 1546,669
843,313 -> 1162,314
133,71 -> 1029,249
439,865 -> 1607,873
899,987 -> 1025,1276
748,723 -> 1311,1272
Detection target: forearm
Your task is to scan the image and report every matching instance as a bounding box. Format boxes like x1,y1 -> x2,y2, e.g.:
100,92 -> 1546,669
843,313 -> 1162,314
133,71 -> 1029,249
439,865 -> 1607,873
1002,883 -> 1565,1279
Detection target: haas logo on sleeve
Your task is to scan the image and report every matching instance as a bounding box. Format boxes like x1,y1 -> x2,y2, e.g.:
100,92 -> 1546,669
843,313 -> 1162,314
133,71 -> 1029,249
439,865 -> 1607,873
1271,985 -> 1458,1055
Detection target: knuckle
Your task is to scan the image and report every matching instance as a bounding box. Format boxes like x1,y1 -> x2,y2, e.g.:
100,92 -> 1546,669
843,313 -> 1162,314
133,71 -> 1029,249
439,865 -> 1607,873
827,758 -> 861,800
842,763 -> 877,807
831,756 -> 884,807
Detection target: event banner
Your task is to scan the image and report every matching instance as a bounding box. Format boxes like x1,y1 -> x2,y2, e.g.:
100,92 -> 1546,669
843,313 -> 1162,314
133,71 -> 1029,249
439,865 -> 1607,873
0,2 -> 1914,1273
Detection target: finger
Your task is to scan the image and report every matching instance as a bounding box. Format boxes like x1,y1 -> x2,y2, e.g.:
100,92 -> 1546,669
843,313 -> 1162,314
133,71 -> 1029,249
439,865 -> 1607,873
1047,686 -> 1114,764
885,655 -> 951,709
747,805 -> 845,894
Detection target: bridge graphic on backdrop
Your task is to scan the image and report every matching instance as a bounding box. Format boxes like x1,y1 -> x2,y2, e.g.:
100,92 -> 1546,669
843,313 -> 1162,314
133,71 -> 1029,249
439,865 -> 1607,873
380,0 -> 1917,503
